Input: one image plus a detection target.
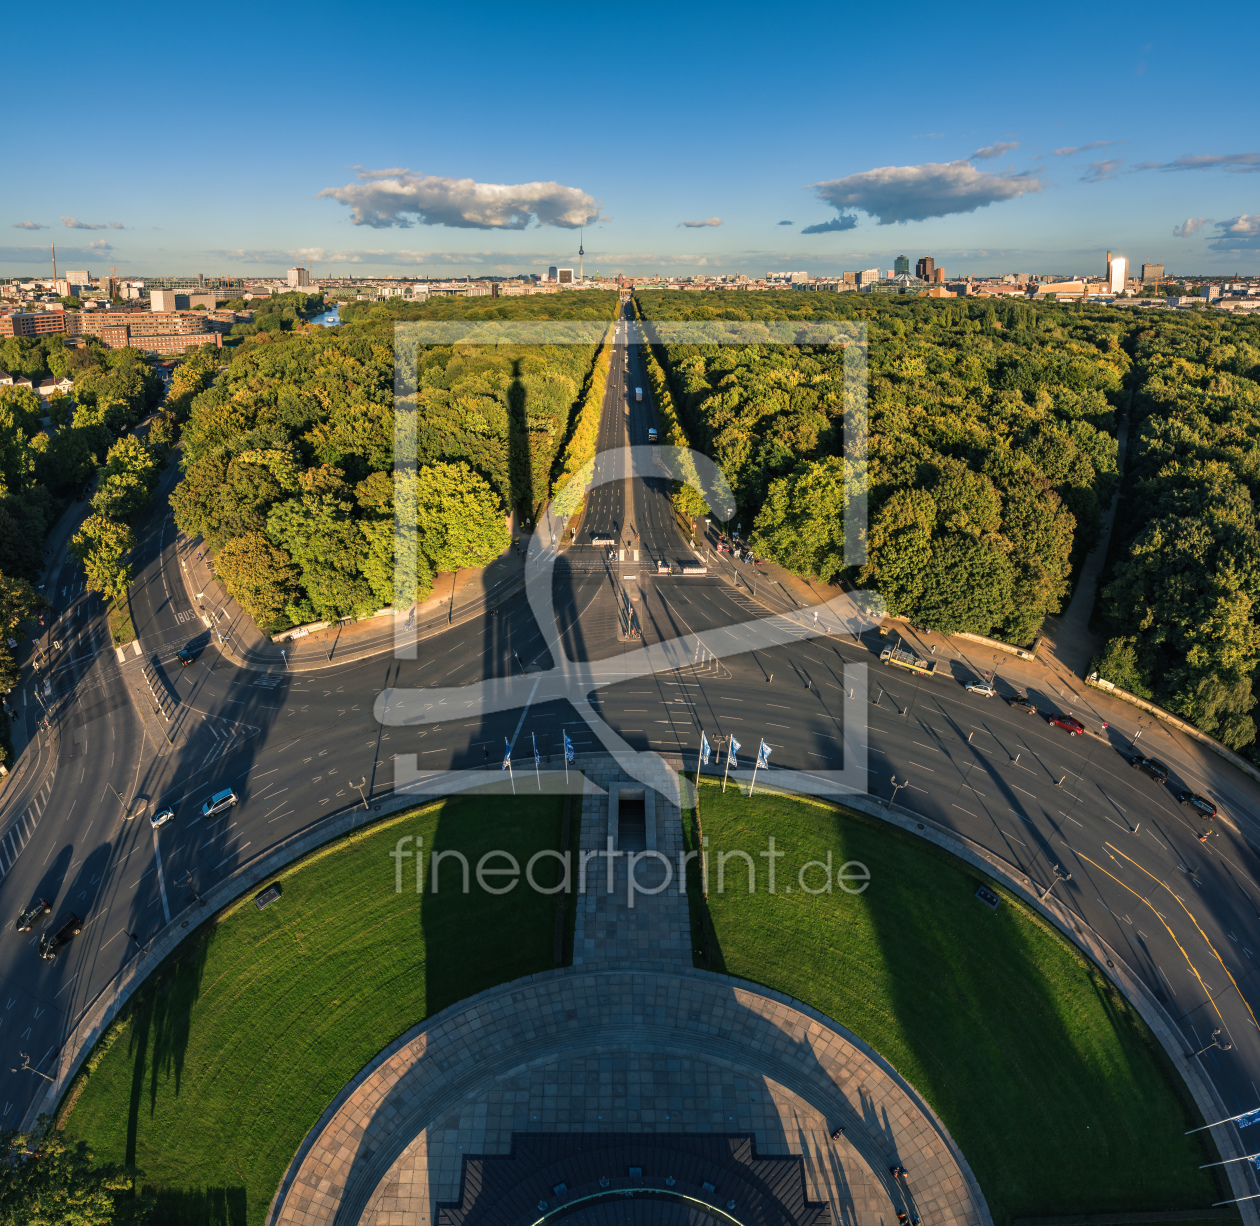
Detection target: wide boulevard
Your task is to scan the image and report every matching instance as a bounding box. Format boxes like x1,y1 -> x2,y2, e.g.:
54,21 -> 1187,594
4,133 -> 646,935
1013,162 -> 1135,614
2,299 -> 1259,1157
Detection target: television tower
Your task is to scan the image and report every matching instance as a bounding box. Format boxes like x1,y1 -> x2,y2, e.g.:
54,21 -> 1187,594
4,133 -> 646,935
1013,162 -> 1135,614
579,230 -> 584,283
51,243 -> 56,281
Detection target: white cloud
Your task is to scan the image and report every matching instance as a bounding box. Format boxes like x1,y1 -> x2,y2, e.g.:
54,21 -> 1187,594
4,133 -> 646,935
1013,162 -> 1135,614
1081,158 -> 1124,182
972,141 -> 1019,160
11,220 -> 47,231
812,160 -> 1042,226
678,218 -> 722,228
61,216 -> 109,230
87,240 -> 114,252
1053,140 -> 1121,157
1173,217 -> 1210,238
1207,215 -> 1260,251
317,168 -> 602,229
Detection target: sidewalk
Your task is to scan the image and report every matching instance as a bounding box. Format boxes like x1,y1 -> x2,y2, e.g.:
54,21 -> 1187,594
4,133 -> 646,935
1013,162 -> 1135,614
176,534 -> 526,673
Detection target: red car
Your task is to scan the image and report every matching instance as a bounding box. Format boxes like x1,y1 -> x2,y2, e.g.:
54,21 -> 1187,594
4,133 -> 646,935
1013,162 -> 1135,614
1049,713 -> 1085,736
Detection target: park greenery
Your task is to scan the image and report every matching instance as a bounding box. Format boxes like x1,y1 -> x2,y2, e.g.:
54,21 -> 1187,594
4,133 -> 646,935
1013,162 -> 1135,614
172,293 -> 616,631
1093,310 -> 1260,748
636,290 -> 1126,646
219,290 -> 325,342
688,783 -> 1221,1222
61,795 -> 567,1226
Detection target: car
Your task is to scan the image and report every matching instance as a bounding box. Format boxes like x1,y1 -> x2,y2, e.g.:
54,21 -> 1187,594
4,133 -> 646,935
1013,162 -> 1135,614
647,427 -> 658,443
176,647 -> 195,666
201,788 -> 238,818
1006,691 -> 1037,714
1130,755 -> 1169,782
1049,713 -> 1085,735
965,681 -> 996,697
1175,790 -> 1217,818
15,898 -> 50,932
150,807 -> 175,829
38,914 -> 82,961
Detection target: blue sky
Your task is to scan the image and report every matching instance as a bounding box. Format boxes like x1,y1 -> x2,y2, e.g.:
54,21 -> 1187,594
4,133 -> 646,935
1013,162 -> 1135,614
3,0 -> 1257,278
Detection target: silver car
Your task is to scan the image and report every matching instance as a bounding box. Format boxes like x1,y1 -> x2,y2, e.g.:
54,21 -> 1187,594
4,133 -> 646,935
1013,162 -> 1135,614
150,807 -> 175,829
201,788 -> 238,818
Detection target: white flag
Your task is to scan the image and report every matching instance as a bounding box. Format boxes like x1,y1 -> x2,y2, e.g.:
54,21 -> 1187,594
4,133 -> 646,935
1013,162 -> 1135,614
700,731 -> 711,765
501,737 -> 512,770
728,736 -> 741,767
757,740 -> 771,769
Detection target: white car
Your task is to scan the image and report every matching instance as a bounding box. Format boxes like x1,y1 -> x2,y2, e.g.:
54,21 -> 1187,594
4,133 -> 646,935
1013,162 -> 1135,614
965,681 -> 996,697
201,788 -> 238,818
150,807 -> 175,829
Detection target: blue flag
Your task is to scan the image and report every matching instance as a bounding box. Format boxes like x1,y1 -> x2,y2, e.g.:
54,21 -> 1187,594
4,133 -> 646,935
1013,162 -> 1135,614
757,740 -> 771,769
563,730 -> 575,763
532,732 -> 541,767
1240,1109 -> 1260,1130
700,731 -> 711,766
728,736 -> 741,767
501,737 -> 512,770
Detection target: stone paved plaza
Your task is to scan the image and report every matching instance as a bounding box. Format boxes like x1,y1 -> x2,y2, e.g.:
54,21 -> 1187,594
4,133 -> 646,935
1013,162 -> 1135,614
270,758 -> 990,1226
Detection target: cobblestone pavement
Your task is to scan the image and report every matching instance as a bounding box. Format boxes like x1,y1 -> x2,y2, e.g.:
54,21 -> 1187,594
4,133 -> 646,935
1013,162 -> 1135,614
270,760 -> 990,1226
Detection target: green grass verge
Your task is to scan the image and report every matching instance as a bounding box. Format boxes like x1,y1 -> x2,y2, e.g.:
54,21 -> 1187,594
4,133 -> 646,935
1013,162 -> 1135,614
62,794 -> 567,1226
685,782 -> 1222,1225
108,598 -> 136,646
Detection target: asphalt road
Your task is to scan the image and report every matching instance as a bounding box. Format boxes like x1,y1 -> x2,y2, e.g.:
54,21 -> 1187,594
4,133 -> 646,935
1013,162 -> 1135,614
2,299 -> 1260,1157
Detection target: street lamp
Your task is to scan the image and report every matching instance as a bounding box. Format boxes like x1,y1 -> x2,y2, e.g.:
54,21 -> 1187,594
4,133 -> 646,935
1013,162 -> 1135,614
176,872 -> 205,907
890,776 -> 909,805
1194,1029 -> 1232,1057
353,776 -> 369,810
1039,864 -> 1073,901
11,1052 -> 55,1082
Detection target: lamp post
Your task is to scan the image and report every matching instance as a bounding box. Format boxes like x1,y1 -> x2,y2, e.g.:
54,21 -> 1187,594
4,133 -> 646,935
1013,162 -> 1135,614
1194,1029 -> 1232,1057
11,1052 -> 54,1082
353,776 -> 369,810
890,776 -> 909,806
176,871 -> 204,907
1039,864 -> 1073,901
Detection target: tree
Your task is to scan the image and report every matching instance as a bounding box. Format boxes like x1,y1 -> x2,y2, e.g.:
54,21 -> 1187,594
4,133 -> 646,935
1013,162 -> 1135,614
0,573 -> 40,693
414,461 -> 509,573
214,531 -> 302,632
0,1116 -> 151,1226
92,436 -> 162,521
69,515 -> 135,604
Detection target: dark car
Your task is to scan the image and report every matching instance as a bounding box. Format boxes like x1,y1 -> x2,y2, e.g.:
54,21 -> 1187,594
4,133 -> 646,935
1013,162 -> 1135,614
1130,755 -> 1169,782
38,914 -> 82,961
1006,691 -> 1037,714
176,647 -> 195,666
15,898 -> 50,932
1176,790 -> 1217,818
1049,713 -> 1085,736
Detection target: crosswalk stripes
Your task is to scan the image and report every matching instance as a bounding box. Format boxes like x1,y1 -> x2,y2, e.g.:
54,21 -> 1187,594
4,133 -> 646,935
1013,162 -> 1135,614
0,773 -> 55,882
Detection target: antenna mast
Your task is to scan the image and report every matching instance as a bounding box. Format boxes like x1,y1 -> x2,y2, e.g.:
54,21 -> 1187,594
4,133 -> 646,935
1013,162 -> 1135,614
579,230 -> 584,284
51,244 -> 56,281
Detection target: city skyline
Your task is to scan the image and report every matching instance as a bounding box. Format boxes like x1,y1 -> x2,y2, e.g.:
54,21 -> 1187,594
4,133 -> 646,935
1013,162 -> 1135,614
3,0 -> 1258,277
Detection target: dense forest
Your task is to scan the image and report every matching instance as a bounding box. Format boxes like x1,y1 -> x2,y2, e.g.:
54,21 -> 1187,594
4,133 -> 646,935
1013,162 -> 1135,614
171,292 -> 617,631
636,290 -> 1125,645
1093,311 -> 1260,748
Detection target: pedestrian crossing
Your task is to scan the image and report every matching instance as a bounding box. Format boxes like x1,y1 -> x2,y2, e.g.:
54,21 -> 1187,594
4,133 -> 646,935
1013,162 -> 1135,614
0,772 -> 55,882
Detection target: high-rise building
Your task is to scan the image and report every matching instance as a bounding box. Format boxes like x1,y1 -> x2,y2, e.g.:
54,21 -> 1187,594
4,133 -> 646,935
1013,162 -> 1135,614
933,267 -> 945,283
287,267 -> 311,288
65,270 -> 91,285
547,266 -> 558,281
915,257 -> 935,282
1141,263 -> 1164,284
1105,251 -> 1127,294
856,268 -> 881,286
894,255 -> 910,275
556,268 -> 574,284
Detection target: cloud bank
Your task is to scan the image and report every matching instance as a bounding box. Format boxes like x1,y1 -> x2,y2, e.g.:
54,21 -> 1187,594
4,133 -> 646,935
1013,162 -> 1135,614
1173,217 -> 1210,238
1207,214 -> 1260,251
812,160 -> 1042,226
678,217 -> 722,228
11,220 -> 47,231
1143,152 -> 1259,173
60,217 -> 125,230
318,169 -> 602,229
1053,140 -> 1121,157
801,215 -> 859,234
1082,159 -> 1124,182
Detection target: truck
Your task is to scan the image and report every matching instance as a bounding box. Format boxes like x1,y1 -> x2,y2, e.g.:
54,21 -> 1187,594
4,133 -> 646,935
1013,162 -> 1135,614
879,644 -> 937,676
635,387 -> 643,402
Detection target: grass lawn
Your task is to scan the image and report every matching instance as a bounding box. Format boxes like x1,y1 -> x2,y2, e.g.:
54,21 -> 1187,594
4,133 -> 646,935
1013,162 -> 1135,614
686,781 -> 1223,1225
62,794 -> 568,1226
108,598 -> 136,646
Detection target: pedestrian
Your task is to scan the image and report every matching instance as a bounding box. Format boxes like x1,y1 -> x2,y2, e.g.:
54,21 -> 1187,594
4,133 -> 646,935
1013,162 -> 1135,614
196,551 -> 202,561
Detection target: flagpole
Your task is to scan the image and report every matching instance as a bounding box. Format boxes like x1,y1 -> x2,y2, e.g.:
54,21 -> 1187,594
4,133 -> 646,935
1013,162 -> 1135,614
533,732 -> 541,791
696,731 -> 705,791
1188,1108 -> 1260,1135
508,757 -> 515,795
722,737 -> 732,794
564,740 -> 569,785
750,750 -> 761,797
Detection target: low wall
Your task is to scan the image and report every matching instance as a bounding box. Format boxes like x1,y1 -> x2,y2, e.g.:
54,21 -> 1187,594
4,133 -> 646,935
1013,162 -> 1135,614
1086,673 -> 1260,789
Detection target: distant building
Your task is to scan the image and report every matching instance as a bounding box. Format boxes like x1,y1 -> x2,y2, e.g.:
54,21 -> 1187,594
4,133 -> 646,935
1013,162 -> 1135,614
151,290 -> 218,311
1141,263 -> 1165,284
556,268 -> 574,284
0,311 -> 69,337
1106,252 -> 1127,294
915,257 -> 935,282
287,267 -> 311,288
934,268 -> 945,283
894,255 -> 910,275
65,270 -> 91,285
856,268 -> 881,287
547,266 -> 558,281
